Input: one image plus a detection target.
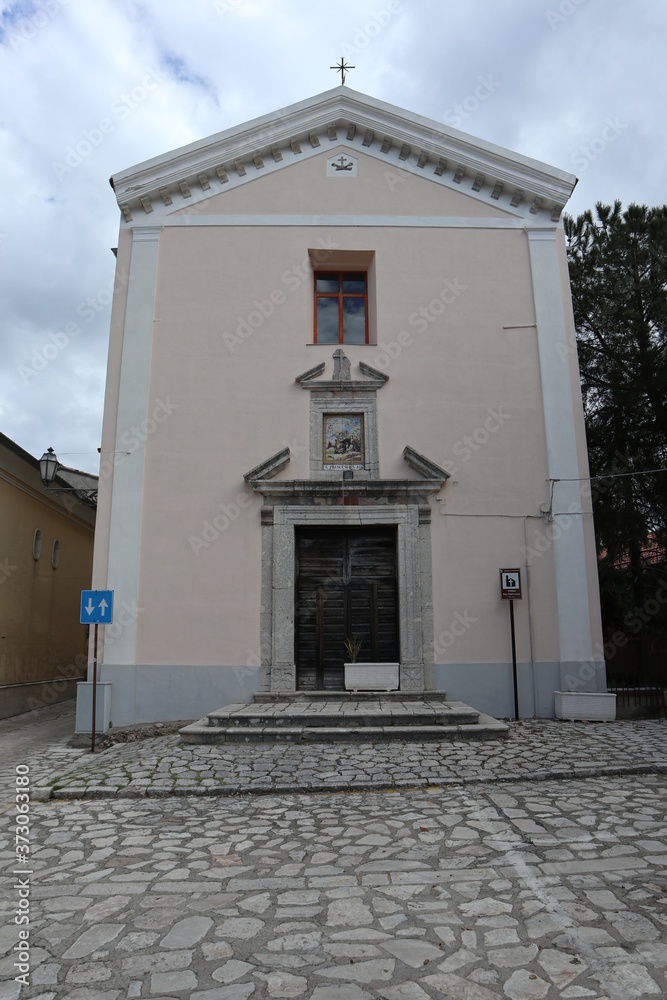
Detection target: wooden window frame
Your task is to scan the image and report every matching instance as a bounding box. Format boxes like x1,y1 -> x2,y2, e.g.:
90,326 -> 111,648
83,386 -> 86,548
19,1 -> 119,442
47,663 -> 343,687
314,271 -> 369,345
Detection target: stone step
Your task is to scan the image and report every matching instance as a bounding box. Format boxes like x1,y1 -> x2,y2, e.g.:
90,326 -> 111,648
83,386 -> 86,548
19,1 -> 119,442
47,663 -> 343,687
180,696 -> 508,744
180,714 -> 508,744
253,690 -> 448,703
204,700 -> 480,729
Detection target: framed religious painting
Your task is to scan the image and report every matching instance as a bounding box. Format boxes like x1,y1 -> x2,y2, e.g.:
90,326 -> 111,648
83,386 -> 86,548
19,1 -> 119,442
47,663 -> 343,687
323,414 -> 364,468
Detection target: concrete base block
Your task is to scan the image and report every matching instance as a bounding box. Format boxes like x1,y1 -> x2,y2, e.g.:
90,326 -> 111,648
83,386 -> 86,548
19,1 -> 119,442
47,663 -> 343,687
76,682 -> 112,733
554,690 -> 616,722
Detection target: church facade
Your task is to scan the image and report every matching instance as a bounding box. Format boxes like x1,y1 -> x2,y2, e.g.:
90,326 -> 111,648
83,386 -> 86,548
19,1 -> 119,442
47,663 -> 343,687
88,87 -> 605,726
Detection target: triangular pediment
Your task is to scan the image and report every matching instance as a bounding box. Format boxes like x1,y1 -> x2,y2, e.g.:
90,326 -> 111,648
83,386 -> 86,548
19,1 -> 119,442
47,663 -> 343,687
165,145 -> 515,220
110,86 -> 577,225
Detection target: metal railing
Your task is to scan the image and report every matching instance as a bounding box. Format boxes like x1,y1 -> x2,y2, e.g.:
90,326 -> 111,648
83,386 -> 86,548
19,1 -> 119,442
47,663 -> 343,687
606,635 -> 667,716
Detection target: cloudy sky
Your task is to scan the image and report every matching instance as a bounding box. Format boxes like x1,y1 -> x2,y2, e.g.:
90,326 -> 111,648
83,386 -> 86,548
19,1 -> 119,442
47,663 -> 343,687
1,0 -> 664,475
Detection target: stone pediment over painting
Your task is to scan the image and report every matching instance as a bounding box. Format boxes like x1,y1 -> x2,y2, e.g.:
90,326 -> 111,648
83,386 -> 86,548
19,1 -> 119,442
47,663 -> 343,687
294,350 -> 388,392
243,350 -> 448,501
109,87 -> 577,226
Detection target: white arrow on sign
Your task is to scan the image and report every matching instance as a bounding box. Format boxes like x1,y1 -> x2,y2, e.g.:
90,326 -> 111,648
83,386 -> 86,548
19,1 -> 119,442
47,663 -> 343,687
99,599 -> 108,614
85,598 -> 94,615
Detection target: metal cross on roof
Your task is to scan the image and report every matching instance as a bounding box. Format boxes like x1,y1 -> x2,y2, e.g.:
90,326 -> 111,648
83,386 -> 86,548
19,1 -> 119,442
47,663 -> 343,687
330,57 -> 355,85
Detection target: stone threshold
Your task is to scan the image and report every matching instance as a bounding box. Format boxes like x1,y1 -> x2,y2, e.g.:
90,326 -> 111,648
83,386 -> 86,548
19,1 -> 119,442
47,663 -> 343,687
253,690 -> 450,702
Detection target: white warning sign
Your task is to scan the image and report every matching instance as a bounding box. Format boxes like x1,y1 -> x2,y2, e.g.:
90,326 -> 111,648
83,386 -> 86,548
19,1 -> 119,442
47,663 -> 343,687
500,569 -> 522,600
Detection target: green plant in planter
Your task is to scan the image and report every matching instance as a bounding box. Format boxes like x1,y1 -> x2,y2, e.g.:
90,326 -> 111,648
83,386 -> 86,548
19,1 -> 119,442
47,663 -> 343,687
343,634 -> 363,663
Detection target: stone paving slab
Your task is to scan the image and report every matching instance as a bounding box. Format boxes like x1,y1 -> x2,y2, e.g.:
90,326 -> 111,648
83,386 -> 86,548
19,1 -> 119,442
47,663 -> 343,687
0,716 -> 662,801
0,774 -> 665,999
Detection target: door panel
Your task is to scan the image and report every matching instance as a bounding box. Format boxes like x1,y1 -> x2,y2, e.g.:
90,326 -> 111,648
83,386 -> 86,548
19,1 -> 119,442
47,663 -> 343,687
295,527 -> 398,690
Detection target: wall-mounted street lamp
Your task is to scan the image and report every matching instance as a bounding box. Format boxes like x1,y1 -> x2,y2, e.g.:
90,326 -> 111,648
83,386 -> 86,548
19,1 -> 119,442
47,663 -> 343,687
39,447 -> 98,506
39,446 -> 59,487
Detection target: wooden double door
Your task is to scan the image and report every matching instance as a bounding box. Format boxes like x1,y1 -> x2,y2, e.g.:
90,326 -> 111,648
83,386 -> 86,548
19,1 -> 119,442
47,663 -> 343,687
295,527 -> 399,690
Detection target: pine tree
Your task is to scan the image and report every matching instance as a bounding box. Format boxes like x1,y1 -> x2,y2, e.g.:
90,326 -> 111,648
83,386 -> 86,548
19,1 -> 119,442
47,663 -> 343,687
564,202 -> 667,634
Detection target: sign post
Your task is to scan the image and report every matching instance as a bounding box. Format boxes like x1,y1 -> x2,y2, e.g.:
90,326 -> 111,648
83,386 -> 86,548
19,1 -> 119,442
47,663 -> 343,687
80,590 -> 114,753
499,569 -> 522,720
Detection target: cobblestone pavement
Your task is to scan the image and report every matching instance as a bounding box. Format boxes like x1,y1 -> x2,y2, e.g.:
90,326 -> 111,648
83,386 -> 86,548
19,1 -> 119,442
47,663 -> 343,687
11,716 -> 667,801
1,775 -> 666,1000
1,707 -> 666,998
0,703 -> 85,795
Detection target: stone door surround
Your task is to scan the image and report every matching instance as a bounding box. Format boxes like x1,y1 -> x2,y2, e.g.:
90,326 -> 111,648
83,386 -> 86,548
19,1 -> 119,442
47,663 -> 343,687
260,503 -> 435,694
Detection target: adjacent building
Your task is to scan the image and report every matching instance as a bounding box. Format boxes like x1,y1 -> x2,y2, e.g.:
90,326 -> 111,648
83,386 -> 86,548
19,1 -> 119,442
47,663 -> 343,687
0,434 -> 96,718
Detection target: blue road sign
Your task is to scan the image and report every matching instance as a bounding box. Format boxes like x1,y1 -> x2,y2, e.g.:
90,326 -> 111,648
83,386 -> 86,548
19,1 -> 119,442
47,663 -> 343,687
80,590 -> 114,624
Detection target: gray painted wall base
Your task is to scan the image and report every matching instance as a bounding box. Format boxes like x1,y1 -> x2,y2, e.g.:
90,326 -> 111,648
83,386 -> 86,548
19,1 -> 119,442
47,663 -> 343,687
434,660 -> 607,719
97,663 -> 261,727
91,659 -> 608,726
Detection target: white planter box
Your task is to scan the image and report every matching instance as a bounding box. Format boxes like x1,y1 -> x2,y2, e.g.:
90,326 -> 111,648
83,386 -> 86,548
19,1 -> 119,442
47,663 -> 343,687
344,663 -> 399,692
554,691 -> 616,722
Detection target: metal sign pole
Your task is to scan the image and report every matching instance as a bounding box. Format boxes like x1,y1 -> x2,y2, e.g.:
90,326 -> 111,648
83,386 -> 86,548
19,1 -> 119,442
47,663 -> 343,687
81,589 -> 114,752
91,623 -> 98,754
509,599 -> 519,720
499,569 -> 522,721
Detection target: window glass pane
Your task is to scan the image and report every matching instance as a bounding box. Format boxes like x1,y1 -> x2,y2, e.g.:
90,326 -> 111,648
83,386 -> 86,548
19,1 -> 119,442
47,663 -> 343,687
342,274 -> 366,294
316,275 -> 339,293
316,298 -> 340,343
342,297 -> 366,344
